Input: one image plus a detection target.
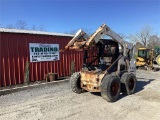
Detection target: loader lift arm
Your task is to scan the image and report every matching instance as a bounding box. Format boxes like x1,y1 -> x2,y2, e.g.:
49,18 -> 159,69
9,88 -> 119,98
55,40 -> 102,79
65,24 -> 134,57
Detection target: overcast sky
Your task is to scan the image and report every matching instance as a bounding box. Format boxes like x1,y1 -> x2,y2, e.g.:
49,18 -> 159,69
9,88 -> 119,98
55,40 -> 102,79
0,0 -> 160,35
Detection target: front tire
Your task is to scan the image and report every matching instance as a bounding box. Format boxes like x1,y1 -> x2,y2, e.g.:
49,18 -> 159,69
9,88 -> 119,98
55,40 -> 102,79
70,72 -> 83,94
100,75 -> 121,102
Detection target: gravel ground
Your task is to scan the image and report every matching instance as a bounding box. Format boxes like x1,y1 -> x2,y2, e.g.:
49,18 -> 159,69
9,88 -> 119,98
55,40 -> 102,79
0,70 -> 160,120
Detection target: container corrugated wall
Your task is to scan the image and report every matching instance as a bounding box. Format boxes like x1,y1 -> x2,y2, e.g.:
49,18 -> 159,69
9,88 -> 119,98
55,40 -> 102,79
0,32 -> 85,87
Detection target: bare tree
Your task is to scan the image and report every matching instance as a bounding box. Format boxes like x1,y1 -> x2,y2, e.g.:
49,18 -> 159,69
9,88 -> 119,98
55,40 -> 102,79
38,25 -> 45,31
3,20 -> 46,31
82,28 -> 92,35
15,20 -> 28,30
129,25 -> 152,47
139,26 -> 152,47
66,28 -> 92,35
118,33 -> 130,40
135,42 -> 144,53
147,35 -> 160,49
65,29 -> 77,34
5,24 -> 15,29
31,24 -> 36,30
129,34 -> 139,44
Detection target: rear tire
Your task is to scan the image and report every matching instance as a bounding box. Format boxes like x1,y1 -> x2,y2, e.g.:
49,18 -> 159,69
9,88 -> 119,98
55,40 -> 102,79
70,72 -> 83,94
121,73 -> 137,95
100,75 -> 121,102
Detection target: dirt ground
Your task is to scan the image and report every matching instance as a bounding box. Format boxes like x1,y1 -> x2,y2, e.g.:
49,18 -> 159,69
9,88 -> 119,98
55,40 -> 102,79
0,70 -> 160,120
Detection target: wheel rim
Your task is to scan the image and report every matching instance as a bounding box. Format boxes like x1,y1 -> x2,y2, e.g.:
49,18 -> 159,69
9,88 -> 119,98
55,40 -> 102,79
129,78 -> 135,90
111,81 -> 119,96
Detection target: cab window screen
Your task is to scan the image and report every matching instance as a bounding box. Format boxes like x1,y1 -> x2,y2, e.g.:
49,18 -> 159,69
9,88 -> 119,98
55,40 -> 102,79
138,50 -> 146,58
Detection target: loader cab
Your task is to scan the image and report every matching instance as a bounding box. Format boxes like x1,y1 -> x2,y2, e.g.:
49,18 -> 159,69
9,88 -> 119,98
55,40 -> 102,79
138,48 -> 150,60
98,39 -> 120,71
136,48 -> 153,68
82,39 -> 120,73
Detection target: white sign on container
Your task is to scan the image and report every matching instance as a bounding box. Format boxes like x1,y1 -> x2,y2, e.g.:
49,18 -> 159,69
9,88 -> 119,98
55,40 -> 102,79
29,43 -> 59,62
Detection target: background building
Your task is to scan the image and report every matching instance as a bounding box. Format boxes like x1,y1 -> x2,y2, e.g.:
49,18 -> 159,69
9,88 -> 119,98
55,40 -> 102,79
0,29 -> 85,87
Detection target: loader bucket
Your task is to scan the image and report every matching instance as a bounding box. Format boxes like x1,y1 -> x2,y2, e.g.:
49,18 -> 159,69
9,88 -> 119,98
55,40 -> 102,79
65,29 -> 88,50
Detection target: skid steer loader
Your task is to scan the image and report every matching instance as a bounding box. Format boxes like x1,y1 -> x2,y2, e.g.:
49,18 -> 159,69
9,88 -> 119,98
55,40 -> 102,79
65,24 -> 136,102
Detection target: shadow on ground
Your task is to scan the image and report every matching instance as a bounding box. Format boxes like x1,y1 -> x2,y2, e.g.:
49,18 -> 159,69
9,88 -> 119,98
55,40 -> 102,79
91,92 -> 101,97
57,76 -> 70,81
135,78 -> 155,93
119,78 -> 155,101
